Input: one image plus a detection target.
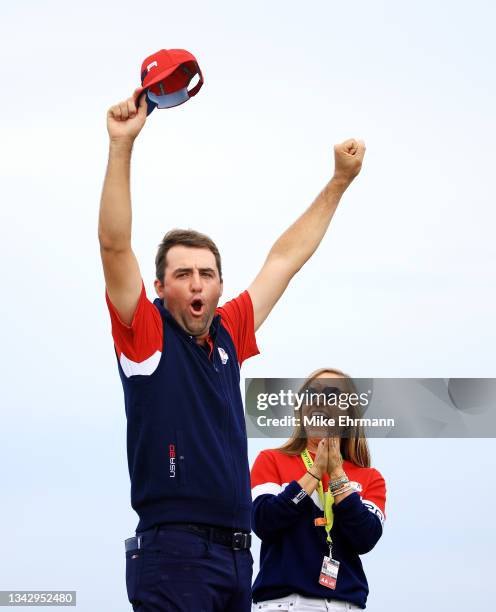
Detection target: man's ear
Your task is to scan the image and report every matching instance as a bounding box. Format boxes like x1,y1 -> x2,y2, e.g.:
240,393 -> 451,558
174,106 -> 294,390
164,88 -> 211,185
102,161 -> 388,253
154,278 -> 165,299
219,279 -> 223,298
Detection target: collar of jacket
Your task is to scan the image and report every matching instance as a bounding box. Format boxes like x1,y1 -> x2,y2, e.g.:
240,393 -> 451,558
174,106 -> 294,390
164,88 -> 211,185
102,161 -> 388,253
152,297 -> 221,342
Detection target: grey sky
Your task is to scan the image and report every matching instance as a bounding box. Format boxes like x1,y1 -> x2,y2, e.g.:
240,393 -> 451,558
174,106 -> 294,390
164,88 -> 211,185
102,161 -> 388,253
0,1 -> 495,610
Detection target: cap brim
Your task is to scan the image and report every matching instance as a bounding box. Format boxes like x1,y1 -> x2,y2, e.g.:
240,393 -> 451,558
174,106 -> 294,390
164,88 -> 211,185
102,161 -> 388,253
133,87 -> 156,116
147,87 -> 190,109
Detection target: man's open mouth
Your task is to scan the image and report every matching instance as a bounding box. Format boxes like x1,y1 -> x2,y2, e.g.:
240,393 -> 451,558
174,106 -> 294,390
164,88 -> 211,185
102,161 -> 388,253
190,299 -> 205,316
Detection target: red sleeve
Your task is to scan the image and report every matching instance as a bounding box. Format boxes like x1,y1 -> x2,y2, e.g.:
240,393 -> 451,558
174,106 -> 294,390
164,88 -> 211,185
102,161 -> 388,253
362,468 -> 387,523
250,450 -> 283,489
216,290 -> 260,366
105,281 -> 163,377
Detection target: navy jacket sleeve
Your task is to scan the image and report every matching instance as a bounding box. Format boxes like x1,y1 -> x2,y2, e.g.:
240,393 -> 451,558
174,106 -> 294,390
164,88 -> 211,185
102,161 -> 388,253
332,468 -> 386,554
252,481 -> 316,540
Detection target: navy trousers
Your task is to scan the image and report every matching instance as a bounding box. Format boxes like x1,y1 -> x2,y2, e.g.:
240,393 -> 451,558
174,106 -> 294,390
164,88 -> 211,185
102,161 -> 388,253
126,525 -> 253,611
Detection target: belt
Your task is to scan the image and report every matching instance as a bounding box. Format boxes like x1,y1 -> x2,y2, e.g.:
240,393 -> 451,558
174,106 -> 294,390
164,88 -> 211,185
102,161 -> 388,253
125,522 -> 251,552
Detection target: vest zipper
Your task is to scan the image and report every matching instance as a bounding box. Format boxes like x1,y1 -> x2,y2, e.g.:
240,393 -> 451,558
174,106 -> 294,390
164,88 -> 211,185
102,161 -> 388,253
214,342 -> 240,523
191,335 -> 238,519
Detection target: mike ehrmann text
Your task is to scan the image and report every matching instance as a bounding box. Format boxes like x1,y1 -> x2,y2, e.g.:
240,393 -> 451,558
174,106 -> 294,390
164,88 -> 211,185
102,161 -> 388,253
255,415 -> 396,428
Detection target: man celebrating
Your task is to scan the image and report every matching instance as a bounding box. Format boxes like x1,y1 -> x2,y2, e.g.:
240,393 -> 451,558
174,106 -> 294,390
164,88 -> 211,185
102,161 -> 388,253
99,90 -> 365,612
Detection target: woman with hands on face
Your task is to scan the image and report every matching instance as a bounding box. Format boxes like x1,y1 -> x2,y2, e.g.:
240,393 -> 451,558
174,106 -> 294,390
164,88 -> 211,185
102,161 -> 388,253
250,368 -> 387,611
299,437 -> 353,506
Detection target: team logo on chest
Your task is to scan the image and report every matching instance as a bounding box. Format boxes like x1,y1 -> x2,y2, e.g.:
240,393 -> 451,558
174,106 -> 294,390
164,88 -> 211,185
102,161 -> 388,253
218,347 -> 229,365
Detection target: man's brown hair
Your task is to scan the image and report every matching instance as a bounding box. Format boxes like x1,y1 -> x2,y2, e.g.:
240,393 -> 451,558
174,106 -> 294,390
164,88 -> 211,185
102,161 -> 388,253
155,229 -> 223,282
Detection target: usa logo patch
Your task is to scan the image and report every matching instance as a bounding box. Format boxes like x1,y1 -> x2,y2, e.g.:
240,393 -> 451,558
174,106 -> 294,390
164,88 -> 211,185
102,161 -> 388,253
218,347 -> 229,365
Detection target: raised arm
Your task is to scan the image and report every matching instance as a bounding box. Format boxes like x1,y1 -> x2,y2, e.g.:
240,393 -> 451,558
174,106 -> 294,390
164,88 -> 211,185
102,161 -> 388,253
98,90 -> 147,325
248,139 -> 366,331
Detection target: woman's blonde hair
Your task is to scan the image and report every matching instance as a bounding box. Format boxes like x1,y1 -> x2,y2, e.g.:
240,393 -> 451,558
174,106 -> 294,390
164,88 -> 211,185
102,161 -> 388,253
277,367 -> 371,468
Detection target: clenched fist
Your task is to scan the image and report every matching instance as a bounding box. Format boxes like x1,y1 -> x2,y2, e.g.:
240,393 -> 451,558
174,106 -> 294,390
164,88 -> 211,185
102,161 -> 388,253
107,88 -> 147,143
333,139 -> 366,185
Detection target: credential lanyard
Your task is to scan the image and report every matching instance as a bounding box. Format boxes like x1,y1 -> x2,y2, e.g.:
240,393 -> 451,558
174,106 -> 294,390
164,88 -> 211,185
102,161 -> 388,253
301,449 -> 334,546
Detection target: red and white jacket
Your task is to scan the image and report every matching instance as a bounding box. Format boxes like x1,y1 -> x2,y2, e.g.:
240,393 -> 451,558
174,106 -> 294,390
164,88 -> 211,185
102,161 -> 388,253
250,448 -> 386,608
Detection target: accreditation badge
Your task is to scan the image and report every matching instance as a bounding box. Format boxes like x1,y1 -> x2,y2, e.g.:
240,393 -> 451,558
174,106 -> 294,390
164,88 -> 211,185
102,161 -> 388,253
318,555 -> 340,590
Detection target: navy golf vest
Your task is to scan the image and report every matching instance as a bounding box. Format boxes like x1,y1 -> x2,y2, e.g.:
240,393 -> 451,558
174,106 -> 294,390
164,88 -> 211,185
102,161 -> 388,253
116,298 -> 252,533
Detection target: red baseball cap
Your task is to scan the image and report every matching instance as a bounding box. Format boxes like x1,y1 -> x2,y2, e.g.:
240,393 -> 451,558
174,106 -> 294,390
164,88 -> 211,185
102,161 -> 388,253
135,49 -> 204,114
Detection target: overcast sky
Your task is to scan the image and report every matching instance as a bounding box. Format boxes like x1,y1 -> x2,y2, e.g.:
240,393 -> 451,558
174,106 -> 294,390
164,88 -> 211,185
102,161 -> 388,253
1,1 -> 495,610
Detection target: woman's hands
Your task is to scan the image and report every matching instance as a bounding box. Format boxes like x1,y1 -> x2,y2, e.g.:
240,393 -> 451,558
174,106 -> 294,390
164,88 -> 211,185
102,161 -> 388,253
309,438 -> 330,479
309,437 -> 344,480
327,437 -> 345,479
299,437 -> 345,496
